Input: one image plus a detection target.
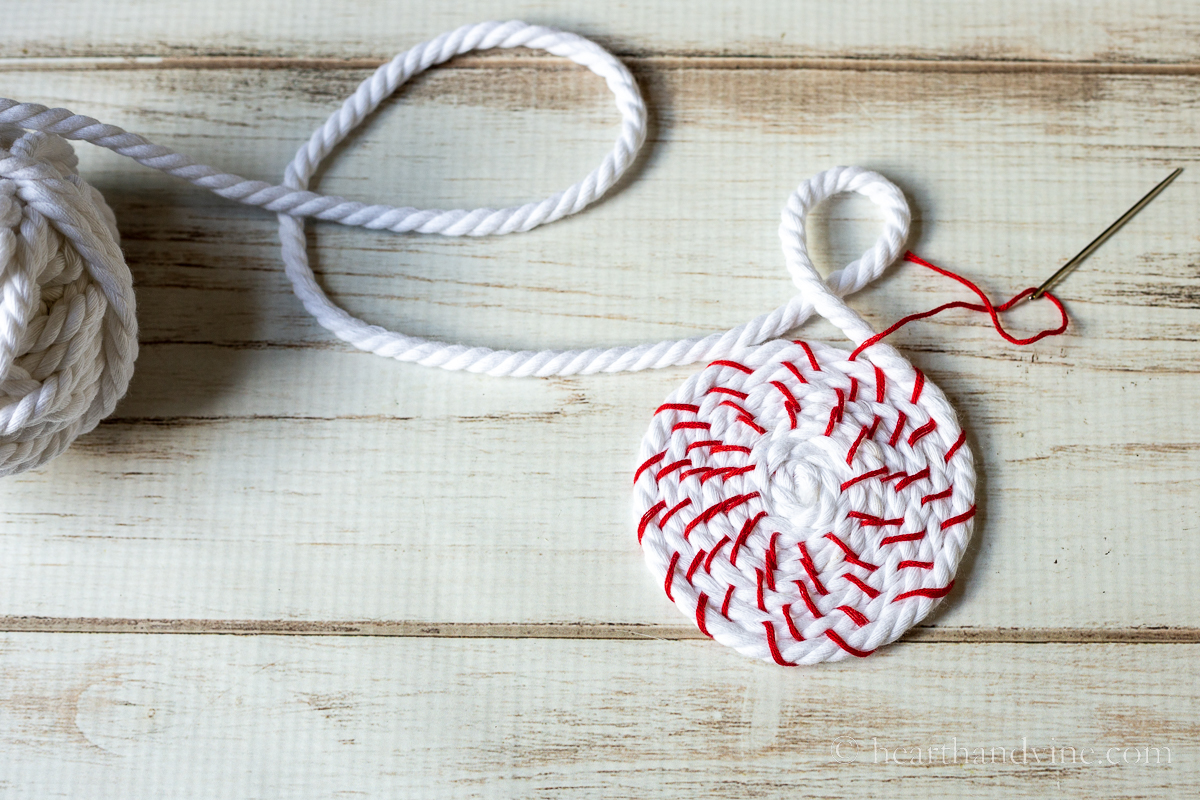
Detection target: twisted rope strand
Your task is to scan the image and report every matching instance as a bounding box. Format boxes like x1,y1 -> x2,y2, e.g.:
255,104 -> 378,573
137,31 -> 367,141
0,21 -> 920,477
0,22 -> 909,380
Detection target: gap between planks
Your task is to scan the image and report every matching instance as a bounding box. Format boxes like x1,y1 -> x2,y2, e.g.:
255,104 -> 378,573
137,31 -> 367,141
3,54 -> 1200,75
0,617 -> 1197,643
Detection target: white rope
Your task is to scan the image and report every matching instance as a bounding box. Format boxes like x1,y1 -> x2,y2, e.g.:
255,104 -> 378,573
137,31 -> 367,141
0,20 -> 909,474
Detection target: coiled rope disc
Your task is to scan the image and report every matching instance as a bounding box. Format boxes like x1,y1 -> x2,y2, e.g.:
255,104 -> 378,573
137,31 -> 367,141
634,169 -> 976,665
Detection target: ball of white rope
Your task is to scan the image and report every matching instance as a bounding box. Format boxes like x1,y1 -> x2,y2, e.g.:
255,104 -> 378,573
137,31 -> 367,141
0,127 -> 136,476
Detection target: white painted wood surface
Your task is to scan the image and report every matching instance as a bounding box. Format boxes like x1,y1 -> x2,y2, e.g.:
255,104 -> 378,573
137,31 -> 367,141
1,2 -> 1198,797
0,635 -> 1194,798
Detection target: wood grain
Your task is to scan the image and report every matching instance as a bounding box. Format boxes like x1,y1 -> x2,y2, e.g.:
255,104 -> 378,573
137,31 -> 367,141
0,634 -> 1194,799
4,0 -> 1200,63
4,6 -> 1200,797
3,617 -> 1200,643
0,65 -> 1194,631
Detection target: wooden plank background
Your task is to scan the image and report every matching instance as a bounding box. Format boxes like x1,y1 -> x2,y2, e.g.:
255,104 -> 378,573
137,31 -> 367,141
1,2 -> 1197,797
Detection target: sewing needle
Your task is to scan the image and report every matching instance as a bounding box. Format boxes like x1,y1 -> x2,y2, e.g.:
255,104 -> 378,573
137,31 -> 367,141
1030,167 -> 1183,300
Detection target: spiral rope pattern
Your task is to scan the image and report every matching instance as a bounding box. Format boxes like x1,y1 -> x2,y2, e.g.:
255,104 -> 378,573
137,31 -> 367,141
634,172 -> 975,665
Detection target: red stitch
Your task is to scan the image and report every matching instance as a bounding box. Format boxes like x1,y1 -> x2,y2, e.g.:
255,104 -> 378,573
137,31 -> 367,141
824,629 -> 874,658
781,604 -> 805,640
695,593 -> 712,637
686,439 -> 722,454
673,421 -> 711,433
634,452 -> 666,484
840,466 -> 889,492
944,431 -> 967,463
756,569 -> 767,611
843,574 -> 881,599
726,492 -> 760,513
770,380 -> 800,408
888,411 -> 907,447
783,361 -> 808,385
721,585 -> 735,617
847,511 -> 905,527
680,466 -> 709,480
729,510 -> 768,566
664,552 -> 680,600
908,418 -> 937,447
711,444 -> 752,455
874,366 -> 886,403
685,550 -> 706,582
718,400 -> 753,417
655,458 -> 691,482
681,504 -> 712,540
637,500 -> 667,544
764,532 -> 780,591
656,403 -> 700,416
941,505 -> 977,530
823,532 -> 880,572
798,542 -> 828,595
880,470 -> 905,484
846,423 -> 872,465
921,486 -> 954,505
798,341 -> 821,371
795,580 -> 823,618
824,406 -> 839,438
769,380 -> 802,430
893,581 -> 954,601
910,368 -> 925,404
898,560 -> 934,570
724,492 -> 761,513
686,492 -> 762,541
837,605 -> 870,627
710,360 -> 753,374
708,386 -> 748,400
763,621 -> 798,666
693,465 -> 750,484
659,498 -> 692,528
849,377 -> 859,403
868,415 -> 881,438
894,466 -> 931,491
721,465 -> 756,482
704,537 -> 731,571
738,416 -> 767,435
823,391 -> 844,436
880,529 -> 926,546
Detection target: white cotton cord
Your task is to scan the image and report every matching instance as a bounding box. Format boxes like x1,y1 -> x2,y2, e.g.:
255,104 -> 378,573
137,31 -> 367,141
0,20 -> 912,473
276,162 -> 910,376
0,22 -> 645,236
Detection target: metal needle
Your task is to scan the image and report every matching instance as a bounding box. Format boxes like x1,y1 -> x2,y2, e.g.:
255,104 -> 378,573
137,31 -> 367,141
1030,167 -> 1183,300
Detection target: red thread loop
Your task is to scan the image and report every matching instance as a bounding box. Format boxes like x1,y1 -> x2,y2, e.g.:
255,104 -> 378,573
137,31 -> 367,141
850,252 -> 1069,360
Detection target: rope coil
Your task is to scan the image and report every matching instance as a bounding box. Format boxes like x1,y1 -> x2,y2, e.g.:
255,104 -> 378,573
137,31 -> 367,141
634,171 -> 975,665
